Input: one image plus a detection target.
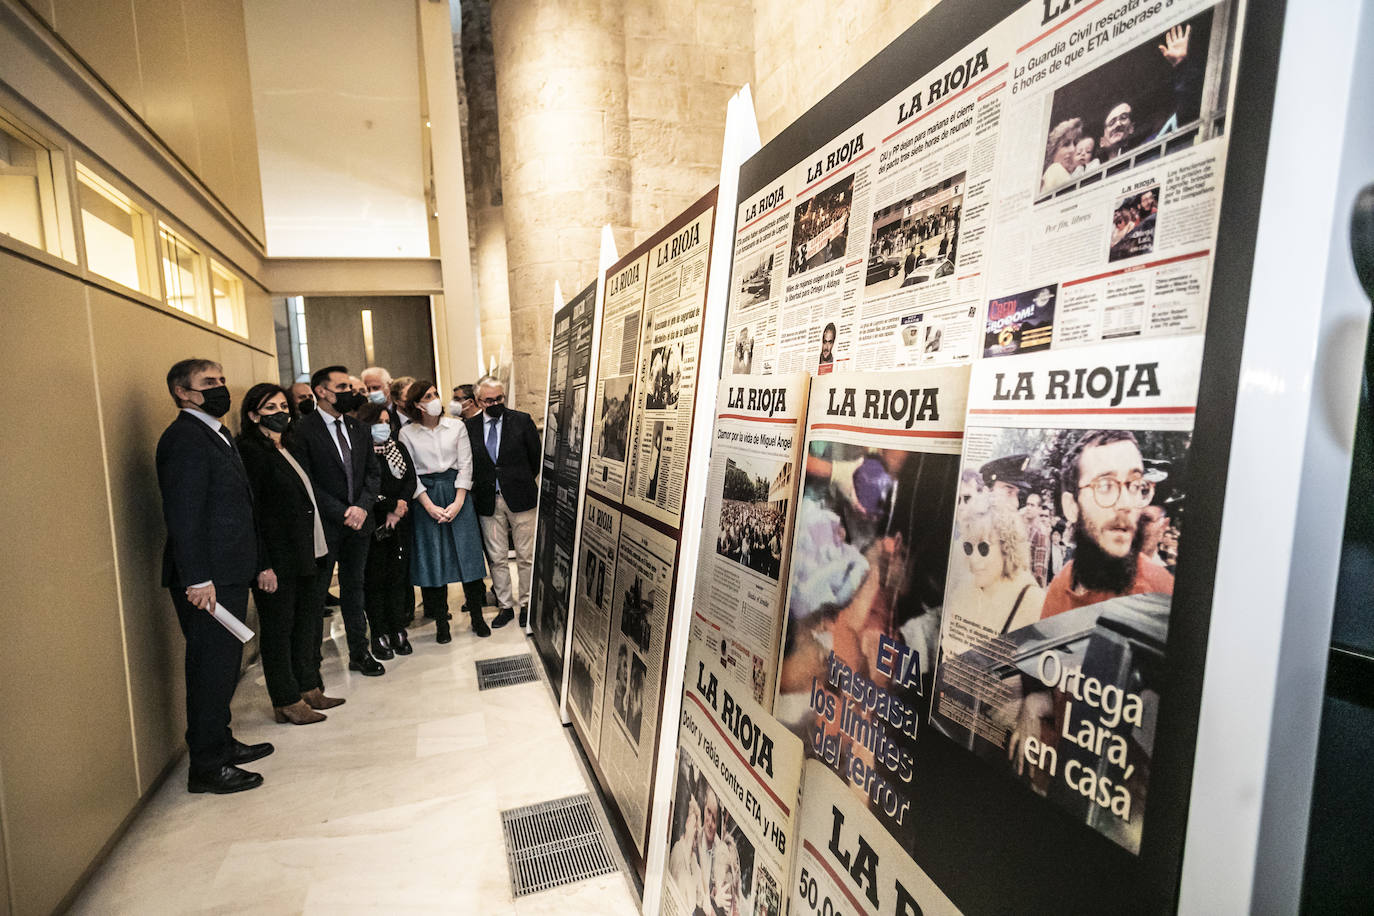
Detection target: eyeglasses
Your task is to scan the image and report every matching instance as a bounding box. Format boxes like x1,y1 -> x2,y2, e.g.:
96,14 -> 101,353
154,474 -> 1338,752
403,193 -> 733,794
962,540 -> 990,557
1078,476 -> 1154,509
479,394 -> 505,407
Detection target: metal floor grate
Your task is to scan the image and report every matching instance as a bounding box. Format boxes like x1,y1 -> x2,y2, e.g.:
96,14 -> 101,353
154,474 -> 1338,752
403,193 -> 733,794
500,794 -> 618,897
476,653 -> 538,690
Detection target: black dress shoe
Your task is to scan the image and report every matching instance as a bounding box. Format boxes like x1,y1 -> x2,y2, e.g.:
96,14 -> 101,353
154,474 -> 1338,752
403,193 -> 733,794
349,654 -> 386,676
370,636 -> 394,661
392,630 -> 413,655
518,607 -> 528,629
188,765 -> 263,794
491,608 -> 514,628
229,739 -> 274,765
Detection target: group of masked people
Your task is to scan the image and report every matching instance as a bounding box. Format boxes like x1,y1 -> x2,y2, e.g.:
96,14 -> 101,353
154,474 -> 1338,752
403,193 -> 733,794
158,358 -> 541,794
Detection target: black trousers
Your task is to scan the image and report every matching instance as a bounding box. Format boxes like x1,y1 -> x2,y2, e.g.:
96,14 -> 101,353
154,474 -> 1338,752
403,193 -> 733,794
254,569 -> 321,706
171,584 -> 248,775
314,528 -> 371,661
420,580 -> 487,618
364,524 -> 412,636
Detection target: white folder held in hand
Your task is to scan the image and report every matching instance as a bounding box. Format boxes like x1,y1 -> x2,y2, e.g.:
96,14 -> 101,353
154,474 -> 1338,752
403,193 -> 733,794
213,603 -> 254,643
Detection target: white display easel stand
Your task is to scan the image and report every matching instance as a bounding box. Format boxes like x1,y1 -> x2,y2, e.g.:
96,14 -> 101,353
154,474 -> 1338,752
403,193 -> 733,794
640,84 -> 762,916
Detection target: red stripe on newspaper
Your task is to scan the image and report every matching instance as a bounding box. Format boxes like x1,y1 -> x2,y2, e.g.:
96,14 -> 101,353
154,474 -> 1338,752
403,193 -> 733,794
847,259 -> 863,267
882,64 -> 1009,143
1062,249 -> 1210,287
958,272 -> 981,281
685,691 -> 790,816
741,199 -> 793,232
803,840 -> 872,916
812,423 -> 963,438
1017,0 -> 1111,54
694,611 -> 720,631
979,81 -> 1007,102
718,413 -> 796,424
798,147 -> 877,198
968,406 -> 1196,416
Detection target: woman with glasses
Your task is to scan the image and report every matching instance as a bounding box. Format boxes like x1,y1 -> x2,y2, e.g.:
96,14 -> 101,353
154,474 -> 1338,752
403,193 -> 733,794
398,380 -> 491,640
946,492 -> 1045,641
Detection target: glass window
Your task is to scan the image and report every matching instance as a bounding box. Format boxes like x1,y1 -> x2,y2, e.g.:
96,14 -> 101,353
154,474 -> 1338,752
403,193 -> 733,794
210,259 -> 247,336
1,117 -> 73,260
77,164 -> 156,294
160,222 -> 210,322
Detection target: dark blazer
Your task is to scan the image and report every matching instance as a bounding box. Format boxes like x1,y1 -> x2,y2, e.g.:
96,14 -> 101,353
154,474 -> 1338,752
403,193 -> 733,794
237,431 -> 319,578
286,409 -> 380,545
465,409 -> 542,516
371,439 -> 418,526
156,411 -> 260,588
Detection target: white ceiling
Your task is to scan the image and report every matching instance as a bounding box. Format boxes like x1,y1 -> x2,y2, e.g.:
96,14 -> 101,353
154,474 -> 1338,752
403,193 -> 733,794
243,0 -> 430,258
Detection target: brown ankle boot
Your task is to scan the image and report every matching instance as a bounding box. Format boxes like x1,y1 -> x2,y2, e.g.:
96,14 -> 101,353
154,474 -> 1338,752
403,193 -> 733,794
274,699 -> 327,725
302,687 -> 346,710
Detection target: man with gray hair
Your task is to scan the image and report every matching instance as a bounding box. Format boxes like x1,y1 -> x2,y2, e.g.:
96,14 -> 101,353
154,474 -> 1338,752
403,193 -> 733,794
465,375 -> 542,629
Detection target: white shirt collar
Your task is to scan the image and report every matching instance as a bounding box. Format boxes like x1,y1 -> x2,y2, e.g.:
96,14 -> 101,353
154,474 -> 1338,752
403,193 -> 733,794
181,406 -> 226,434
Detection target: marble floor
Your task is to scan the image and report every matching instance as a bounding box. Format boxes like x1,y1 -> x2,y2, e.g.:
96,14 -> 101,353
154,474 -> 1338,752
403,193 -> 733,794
70,597 -> 641,915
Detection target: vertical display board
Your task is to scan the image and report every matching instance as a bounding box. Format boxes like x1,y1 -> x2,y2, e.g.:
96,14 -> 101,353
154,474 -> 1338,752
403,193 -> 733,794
567,190 -> 719,868
531,280 -> 599,683
654,0 -> 1287,911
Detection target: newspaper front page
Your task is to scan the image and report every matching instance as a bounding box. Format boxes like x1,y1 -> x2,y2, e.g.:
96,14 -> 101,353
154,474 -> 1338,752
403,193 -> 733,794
588,253 -> 650,504
791,761 -> 961,916
663,647 -> 804,916
931,336 -> 1202,854
690,372 -> 811,710
775,367 -> 970,852
625,208 -> 715,527
567,498 -> 622,756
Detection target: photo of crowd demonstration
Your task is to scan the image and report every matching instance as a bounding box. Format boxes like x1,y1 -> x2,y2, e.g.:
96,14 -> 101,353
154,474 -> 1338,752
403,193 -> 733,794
737,251 -> 774,306
777,438 -> 959,847
866,174 -> 964,297
1037,6 -> 1228,200
595,376 -> 634,462
645,343 -> 683,411
983,285 -> 1057,358
1109,186 -> 1160,262
667,755 -> 760,916
619,573 -> 654,654
788,174 -> 854,277
611,641 -> 646,743
933,426 -> 1189,852
715,456 -> 791,582
731,326 -> 755,375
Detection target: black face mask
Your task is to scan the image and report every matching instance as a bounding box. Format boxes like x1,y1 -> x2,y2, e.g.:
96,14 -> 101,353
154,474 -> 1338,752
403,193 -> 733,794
331,390 -> 364,413
197,385 -> 232,418
485,403 -> 506,420
298,398 -> 316,415
259,412 -> 292,434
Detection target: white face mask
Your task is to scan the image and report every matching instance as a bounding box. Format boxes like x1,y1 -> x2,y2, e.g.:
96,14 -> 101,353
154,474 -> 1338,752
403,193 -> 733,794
448,399 -> 463,417
423,399 -> 444,417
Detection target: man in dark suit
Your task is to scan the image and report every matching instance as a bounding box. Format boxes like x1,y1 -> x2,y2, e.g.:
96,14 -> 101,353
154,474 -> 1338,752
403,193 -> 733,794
288,365 -> 386,676
157,358 -> 273,794
466,376 -> 542,629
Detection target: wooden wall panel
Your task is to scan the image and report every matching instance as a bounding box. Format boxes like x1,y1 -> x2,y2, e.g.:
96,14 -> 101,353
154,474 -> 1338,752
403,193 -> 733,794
0,256 -> 138,916
132,0 -> 201,176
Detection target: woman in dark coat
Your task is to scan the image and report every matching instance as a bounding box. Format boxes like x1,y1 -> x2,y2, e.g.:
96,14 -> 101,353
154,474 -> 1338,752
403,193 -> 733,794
357,400 -> 418,658
237,383 -> 344,724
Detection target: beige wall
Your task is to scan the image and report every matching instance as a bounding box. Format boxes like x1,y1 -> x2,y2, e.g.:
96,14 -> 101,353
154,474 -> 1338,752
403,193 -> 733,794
0,1 -> 277,913
750,0 -> 939,142
33,0 -> 266,243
